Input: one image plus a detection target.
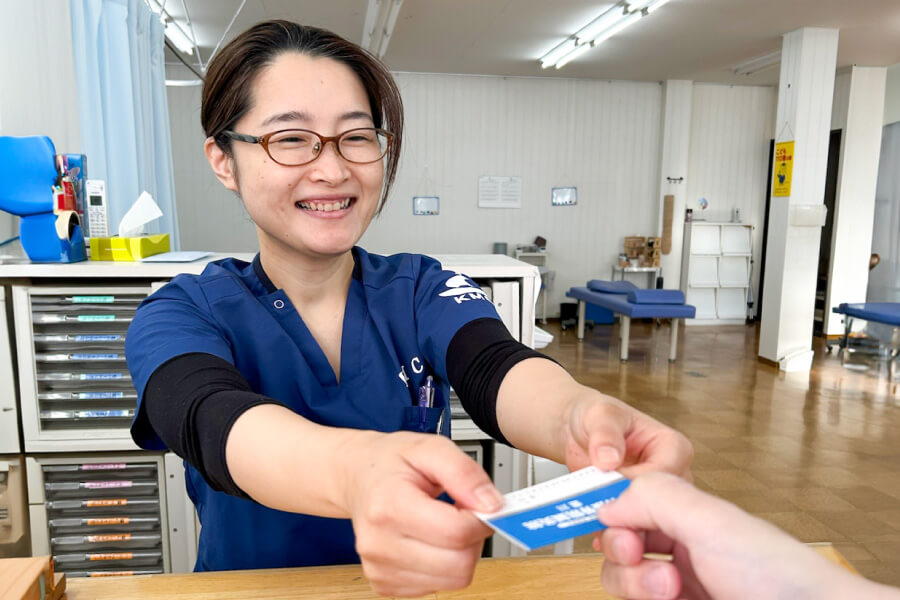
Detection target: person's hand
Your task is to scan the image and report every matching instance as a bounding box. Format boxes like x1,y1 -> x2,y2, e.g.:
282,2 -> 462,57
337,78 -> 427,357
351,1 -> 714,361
594,472 -> 892,600
341,431 -> 501,597
561,390 -> 693,478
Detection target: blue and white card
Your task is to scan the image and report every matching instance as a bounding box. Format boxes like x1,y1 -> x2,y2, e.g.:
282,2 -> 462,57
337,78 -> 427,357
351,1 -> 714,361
473,467 -> 630,551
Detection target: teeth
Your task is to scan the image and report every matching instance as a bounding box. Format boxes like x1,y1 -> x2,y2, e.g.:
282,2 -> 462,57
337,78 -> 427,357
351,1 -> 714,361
296,198 -> 352,211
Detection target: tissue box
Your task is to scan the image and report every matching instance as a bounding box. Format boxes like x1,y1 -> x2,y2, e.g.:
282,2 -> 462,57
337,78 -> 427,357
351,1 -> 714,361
89,234 -> 170,261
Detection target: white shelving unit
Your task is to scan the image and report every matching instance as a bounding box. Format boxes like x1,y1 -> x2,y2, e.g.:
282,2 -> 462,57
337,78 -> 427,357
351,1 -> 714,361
680,222 -> 752,326
513,250 -> 548,323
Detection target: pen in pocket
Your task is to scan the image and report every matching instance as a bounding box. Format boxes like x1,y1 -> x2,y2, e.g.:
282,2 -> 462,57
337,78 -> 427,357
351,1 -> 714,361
418,375 -> 434,407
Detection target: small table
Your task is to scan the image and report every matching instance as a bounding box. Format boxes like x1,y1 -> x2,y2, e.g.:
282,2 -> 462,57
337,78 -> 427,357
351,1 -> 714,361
63,546 -> 856,599
611,265 -> 661,289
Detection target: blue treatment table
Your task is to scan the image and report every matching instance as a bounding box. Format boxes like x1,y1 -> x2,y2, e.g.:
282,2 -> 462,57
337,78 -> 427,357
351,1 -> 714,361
566,287 -> 696,362
832,302 -> 900,376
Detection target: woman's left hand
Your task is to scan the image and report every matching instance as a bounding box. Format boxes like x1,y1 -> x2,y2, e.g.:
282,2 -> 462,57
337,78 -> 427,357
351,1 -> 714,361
560,389 -> 693,478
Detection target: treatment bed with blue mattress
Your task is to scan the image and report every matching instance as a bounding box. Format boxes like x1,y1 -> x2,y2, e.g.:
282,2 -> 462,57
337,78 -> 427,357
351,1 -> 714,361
566,280 -> 696,362
832,302 -> 900,375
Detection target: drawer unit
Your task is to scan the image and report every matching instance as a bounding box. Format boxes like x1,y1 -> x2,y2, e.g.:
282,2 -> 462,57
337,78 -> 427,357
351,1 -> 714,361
13,286 -> 151,451
26,455 -> 172,577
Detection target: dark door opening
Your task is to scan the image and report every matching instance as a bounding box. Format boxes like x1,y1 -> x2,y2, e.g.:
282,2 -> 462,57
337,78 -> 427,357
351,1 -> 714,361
756,130 -> 842,334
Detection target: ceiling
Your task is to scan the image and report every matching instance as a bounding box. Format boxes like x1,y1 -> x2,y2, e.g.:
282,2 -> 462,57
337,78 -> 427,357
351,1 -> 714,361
163,0 -> 900,86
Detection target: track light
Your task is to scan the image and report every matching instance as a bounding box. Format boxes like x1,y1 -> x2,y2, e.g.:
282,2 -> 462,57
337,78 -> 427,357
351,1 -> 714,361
539,0 -> 675,69
732,51 -> 781,76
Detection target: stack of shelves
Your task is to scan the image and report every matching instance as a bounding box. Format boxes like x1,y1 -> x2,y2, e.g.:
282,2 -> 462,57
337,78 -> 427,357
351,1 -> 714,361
680,222 -> 752,326
14,287 -> 150,451
27,457 -> 168,577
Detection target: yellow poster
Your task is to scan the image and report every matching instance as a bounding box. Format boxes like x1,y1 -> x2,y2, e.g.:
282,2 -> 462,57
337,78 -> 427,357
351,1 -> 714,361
773,141 -> 794,197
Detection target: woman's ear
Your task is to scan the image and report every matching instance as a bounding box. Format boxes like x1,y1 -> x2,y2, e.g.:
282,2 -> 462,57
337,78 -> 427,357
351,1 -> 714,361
205,137 -> 239,192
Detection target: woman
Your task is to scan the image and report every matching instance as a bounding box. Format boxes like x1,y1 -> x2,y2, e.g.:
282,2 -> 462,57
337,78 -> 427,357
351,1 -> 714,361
126,20 -> 692,597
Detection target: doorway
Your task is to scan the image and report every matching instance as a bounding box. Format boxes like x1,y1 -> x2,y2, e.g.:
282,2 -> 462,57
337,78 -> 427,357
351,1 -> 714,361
756,129 -> 842,334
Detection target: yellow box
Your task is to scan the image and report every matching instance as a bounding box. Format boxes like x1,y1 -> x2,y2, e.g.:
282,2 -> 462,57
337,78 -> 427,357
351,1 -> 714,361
89,234 -> 170,261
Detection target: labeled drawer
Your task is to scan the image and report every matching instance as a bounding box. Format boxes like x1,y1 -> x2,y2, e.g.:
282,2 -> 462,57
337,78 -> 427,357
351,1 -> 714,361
13,286 -> 151,450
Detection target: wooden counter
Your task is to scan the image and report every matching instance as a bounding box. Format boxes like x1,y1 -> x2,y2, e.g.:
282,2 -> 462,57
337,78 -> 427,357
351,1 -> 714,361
63,546 -> 855,600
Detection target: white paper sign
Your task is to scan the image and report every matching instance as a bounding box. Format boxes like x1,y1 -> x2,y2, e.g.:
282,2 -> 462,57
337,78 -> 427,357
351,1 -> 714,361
478,176 -> 522,209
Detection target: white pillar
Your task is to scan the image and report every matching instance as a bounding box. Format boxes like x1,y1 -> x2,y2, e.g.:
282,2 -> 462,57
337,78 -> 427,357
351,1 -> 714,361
0,1 -> 81,241
824,67 -> 887,335
759,28 -> 839,370
657,80 -> 693,290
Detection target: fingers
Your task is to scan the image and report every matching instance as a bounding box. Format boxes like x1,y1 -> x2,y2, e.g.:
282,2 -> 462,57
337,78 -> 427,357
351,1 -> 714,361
619,422 -> 694,479
596,472 -> 708,547
385,479 -> 493,547
572,400 -> 632,471
404,435 -> 504,513
600,527 -> 676,563
601,559 -> 682,600
359,530 -> 483,597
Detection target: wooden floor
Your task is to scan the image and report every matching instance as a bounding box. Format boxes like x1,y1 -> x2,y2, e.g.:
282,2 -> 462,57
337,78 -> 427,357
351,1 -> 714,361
536,319 -> 900,587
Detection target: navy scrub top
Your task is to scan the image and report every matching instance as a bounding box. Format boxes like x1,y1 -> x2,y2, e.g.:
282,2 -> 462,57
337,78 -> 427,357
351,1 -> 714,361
125,248 -> 502,572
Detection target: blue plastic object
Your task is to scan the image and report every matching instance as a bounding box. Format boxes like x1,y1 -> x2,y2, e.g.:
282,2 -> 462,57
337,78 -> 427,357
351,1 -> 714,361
0,135 -> 87,263
0,136 -> 57,215
585,303 -> 615,324
19,211 -> 86,262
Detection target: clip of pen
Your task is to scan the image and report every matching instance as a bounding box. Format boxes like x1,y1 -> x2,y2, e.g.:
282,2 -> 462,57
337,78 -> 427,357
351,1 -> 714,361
418,375 -> 435,407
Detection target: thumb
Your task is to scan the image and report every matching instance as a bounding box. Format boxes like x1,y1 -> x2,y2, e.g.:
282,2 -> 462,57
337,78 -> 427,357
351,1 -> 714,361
596,472 -> 704,540
406,438 -> 504,513
573,401 -> 631,471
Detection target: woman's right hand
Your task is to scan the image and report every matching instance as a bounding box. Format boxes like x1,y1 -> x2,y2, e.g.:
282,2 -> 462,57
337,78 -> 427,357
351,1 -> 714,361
341,431 -> 503,597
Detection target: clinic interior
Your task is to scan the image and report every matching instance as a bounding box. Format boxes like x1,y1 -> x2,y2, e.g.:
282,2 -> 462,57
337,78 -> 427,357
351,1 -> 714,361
3,0 -> 900,591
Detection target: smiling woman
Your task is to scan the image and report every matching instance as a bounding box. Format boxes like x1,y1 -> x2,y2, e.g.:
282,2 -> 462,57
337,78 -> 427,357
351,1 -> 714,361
123,19 -> 693,599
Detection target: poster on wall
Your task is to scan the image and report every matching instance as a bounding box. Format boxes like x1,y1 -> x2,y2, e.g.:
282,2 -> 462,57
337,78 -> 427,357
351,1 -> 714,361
773,141 -> 794,197
478,176 -> 522,209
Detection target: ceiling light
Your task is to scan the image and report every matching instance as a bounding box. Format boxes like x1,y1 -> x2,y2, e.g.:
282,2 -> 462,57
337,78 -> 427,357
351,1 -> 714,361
587,10 -> 642,47
575,4 -> 628,45
732,50 -> 781,76
164,19 -> 195,55
555,43 -> 594,69
539,0 -> 675,69
540,39 -> 577,69
644,0 -> 674,13
165,79 -> 203,87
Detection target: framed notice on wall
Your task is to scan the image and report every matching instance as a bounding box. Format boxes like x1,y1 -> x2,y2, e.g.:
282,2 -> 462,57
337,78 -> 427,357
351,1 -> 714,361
478,176 -> 522,209
773,141 -> 794,197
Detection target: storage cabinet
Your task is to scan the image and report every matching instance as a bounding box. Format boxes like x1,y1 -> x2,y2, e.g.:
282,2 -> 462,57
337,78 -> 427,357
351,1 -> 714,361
680,222 -> 752,326
25,453 -> 196,577
13,286 -> 152,452
1,288 -> 20,454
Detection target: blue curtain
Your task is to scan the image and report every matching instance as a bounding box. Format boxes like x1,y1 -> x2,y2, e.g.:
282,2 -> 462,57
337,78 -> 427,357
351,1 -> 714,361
70,0 -> 180,248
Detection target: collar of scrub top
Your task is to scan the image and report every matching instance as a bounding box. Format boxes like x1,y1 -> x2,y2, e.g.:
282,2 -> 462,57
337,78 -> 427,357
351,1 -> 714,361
251,249 -> 363,295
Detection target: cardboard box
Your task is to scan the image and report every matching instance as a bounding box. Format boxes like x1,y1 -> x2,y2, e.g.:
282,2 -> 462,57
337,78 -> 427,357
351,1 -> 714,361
89,234 -> 170,261
624,236 -> 646,258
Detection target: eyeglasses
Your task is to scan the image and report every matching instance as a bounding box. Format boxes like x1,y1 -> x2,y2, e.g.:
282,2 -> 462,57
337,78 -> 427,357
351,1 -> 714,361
220,127 -> 393,167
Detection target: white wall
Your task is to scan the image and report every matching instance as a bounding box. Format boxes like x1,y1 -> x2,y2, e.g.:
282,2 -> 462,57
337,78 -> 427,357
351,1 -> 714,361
0,1 -> 81,243
686,83 -> 777,310
364,73 -> 662,314
167,70 -> 776,317
884,63 -> 900,126
824,67 -> 886,335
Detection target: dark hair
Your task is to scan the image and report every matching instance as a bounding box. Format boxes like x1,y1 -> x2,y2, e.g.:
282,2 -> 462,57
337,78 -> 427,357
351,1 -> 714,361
201,20 -> 403,211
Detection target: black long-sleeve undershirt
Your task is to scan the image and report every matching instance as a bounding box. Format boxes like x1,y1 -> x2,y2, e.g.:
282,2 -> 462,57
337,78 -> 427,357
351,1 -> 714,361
140,317 -> 552,498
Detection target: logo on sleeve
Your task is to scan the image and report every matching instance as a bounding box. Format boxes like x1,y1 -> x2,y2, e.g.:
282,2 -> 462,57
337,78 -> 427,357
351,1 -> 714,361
438,273 -> 488,304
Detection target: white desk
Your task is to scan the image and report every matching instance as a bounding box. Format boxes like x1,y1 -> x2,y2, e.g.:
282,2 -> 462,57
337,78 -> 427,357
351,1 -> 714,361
611,265 -> 661,289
